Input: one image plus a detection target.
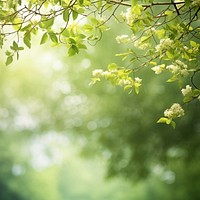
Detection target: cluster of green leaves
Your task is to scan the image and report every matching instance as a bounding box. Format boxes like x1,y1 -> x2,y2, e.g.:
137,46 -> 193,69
90,63 -> 142,94
91,0 -> 200,126
0,0 -> 110,63
0,12 -> 200,197
5,41 -> 24,65
0,0 -> 199,126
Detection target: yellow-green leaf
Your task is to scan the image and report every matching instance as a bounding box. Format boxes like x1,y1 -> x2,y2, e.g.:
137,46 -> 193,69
63,9 -> 69,22
40,32 -> 48,45
23,33 -> 31,48
48,32 -> 58,43
6,55 -> 13,66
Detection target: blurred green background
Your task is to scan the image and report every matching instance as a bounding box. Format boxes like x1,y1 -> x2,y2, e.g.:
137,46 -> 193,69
0,22 -> 200,200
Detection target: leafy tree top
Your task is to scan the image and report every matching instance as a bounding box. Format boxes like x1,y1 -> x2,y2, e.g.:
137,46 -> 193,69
0,0 -> 200,127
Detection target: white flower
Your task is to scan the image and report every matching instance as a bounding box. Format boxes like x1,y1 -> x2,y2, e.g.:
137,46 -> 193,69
175,60 -> 187,69
181,85 -> 192,96
131,34 -> 136,41
102,71 -> 111,76
164,109 -> 174,119
166,64 -> 179,74
151,64 -> 165,74
134,77 -> 142,83
155,38 -> 173,52
180,69 -> 189,77
92,69 -> 103,77
116,35 -> 131,44
166,60 -> 189,76
118,79 -> 132,86
120,6 -> 142,26
134,40 -> 149,50
164,103 -> 184,119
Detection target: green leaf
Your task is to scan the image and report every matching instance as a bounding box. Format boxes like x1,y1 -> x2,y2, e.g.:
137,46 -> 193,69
132,0 -> 138,6
43,18 -> 54,29
190,40 -> 197,47
6,55 -> 13,66
0,9 -> 9,18
5,51 -> 11,56
165,10 -> 173,17
61,29 -> 70,37
183,96 -> 192,103
72,10 -> 78,20
21,24 -> 32,32
157,117 -> 170,124
135,86 -> 139,94
185,0 -> 191,7
48,32 -> 58,43
79,0 -> 84,5
170,120 -> 176,129
97,0 -> 102,12
83,24 -> 93,32
12,41 -> 18,50
193,89 -> 200,96
150,61 -> 157,65
140,36 -> 149,42
156,29 -> 165,39
13,17 -> 22,30
18,0 -> 22,5
63,9 -> 69,22
18,47 -> 24,50
40,32 -> 48,45
17,52 -> 19,60
124,85 -> 132,91
68,45 -> 79,56
68,38 -> 76,44
89,77 -> 100,86
167,76 -> 177,83
166,51 -> 174,59
78,44 -> 87,49
23,33 -> 31,48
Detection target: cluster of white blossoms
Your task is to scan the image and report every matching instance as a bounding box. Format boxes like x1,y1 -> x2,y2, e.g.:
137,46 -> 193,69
92,68 -> 142,92
121,8 -> 136,26
164,103 -> 184,119
134,40 -> 150,50
116,34 -> 136,44
166,60 -> 189,76
92,69 -> 116,78
120,6 -> 143,26
155,38 -> 173,53
118,79 -> 132,86
92,69 -> 104,77
118,77 -> 142,87
151,60 -> 189,77
151,64 -> 165,74
181,85 -> 192,96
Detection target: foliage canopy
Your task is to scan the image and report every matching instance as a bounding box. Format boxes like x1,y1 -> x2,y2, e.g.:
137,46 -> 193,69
0,0 -> 200,126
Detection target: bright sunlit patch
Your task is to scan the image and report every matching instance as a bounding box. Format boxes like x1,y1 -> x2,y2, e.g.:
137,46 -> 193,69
81,58 -> 91,69
12,164 -> 26,176
52,60 -> 64,71
52,81 -> 71,94
29,133 -> 69,171
14,105 -> 37,130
